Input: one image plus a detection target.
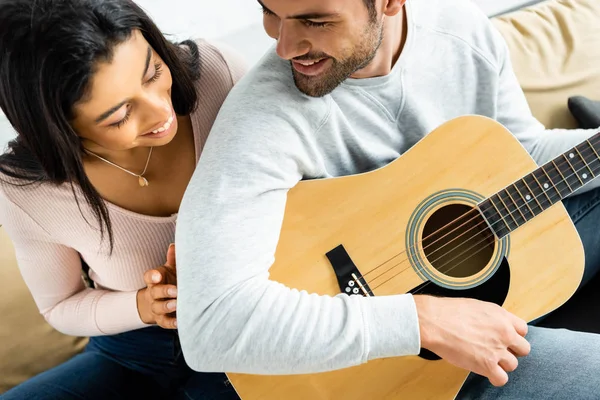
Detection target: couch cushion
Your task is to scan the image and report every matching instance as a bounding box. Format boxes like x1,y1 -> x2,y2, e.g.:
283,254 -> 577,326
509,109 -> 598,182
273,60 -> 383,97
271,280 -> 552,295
476,0 -> 545,17
492,0 -> 600,129
0,227 -> 87,393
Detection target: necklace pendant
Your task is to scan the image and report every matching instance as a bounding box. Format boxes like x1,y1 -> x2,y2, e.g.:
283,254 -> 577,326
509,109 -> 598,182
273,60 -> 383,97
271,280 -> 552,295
138,176 -> 149,187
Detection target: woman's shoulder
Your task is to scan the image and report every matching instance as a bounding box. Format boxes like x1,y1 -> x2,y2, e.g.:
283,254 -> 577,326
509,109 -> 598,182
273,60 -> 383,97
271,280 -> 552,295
0,174 -> 75,229
193,38 -> 249,90
185,39 -> 249,156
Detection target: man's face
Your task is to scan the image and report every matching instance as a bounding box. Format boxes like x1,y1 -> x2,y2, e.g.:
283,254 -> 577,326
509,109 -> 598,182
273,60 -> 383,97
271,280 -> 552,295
260,0 -> 383,97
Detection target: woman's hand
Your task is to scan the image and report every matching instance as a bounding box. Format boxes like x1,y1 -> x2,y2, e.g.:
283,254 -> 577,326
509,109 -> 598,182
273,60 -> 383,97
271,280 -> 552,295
137,244 -> 178,329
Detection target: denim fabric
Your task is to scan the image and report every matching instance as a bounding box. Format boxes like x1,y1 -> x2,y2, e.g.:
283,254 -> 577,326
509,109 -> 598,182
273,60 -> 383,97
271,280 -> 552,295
0,326 -> 239,400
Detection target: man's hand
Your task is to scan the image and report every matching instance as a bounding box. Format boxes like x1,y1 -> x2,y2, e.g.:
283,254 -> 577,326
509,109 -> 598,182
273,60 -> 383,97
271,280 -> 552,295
414,295 -> 531,387
137,244 -> 178,329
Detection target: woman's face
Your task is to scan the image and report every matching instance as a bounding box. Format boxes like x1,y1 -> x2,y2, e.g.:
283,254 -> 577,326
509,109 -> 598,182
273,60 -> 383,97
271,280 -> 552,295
72,30 -> 179,151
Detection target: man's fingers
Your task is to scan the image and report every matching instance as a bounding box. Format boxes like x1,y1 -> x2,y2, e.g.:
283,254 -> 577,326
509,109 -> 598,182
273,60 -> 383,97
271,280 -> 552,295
498,352 -> 519,373
149,284 -> 177,300
488,365 -> 509,387
509,314 -> 528,337
509,334 -> 531,357
166,243 -> 176,269
151,299 -> 177,315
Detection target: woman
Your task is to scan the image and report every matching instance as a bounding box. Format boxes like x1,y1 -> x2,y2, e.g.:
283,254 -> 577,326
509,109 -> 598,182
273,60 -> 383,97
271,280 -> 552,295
0,0 -> 245,398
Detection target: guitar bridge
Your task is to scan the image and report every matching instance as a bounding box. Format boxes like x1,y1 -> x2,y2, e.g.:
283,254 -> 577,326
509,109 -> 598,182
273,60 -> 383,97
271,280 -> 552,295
326,245 -> 374,297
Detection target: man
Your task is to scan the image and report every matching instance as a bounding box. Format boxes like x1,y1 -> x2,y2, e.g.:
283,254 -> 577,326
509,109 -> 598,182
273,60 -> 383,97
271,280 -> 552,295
175,0 -> 600,397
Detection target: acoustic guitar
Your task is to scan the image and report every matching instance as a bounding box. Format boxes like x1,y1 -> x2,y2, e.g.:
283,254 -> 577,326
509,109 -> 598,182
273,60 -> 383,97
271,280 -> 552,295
227,115 -> 595,399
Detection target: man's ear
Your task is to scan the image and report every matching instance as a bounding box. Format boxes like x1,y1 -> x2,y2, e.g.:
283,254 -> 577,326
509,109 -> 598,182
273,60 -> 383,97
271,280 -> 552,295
383,0 -> 407,17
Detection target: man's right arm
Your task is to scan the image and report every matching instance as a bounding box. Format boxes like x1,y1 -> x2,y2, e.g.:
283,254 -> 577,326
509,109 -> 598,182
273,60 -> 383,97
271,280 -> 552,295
175,102 -> 422,374
175,89 -> 530,383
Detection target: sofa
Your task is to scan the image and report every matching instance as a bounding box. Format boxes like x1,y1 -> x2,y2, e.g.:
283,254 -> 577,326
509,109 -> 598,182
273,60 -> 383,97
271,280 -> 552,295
1,0 -> 599,393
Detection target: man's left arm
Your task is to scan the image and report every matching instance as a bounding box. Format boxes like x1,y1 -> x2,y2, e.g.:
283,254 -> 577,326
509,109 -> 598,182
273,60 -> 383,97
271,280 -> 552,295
492,28 -> 600,195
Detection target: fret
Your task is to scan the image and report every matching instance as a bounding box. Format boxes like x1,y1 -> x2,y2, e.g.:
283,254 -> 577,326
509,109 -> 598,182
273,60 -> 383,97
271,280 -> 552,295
587,132 -> 600,158
522,175 -> 547,210
489,195 -> 518,232
562,153 -> 584,188
540,164 -> 568,200
588,135 -> 600,156
574,142 -> 598,189
580,139 -> 600,169
498,189 -> 526,226
551,160 -> 573,193
523,174 -> 551,212
585,140 -> 600,179
480,133 -> 600,237
574,146 -> 594,179
530,170 -> 554,205
514,179 -> 543,217
478,199 -> 509,238
494,192 -> 519,228
587,139 -> 600,163
568,145 -> 595,189
506,184 -> 534,221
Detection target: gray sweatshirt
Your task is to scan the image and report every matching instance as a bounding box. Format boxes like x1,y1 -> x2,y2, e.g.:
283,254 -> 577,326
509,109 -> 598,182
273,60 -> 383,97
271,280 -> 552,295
175,0 -> 599,374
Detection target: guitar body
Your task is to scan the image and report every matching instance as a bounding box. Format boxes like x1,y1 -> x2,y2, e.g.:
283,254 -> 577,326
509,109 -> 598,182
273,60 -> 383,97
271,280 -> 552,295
227,115 -> 584,400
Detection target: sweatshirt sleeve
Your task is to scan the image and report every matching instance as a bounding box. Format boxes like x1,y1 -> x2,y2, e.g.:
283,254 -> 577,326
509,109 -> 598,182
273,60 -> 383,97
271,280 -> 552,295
0,194 -> 149,336
491,26 -> 600,195
175,91 -> 421,375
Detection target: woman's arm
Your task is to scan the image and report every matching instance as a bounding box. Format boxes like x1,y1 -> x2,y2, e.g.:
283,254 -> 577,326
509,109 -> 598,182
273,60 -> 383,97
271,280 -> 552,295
0,195 -> 150,336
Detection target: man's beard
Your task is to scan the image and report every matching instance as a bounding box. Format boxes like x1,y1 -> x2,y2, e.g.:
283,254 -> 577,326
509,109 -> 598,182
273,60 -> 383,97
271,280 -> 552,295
291,22 -> 384,98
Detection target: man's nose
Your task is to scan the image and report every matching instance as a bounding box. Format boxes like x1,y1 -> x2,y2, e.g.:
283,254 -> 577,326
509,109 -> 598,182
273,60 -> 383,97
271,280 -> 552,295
275,23 -> 310,60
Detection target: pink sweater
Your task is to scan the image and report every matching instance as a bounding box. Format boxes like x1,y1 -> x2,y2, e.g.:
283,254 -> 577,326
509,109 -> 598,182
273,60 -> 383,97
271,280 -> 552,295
0,40 -> 246,337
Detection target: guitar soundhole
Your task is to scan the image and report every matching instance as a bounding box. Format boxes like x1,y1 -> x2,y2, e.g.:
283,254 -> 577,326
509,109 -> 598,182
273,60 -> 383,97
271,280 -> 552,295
422,204 -> 495,278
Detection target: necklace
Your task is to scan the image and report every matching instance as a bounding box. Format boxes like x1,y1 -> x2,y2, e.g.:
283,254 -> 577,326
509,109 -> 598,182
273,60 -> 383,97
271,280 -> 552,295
85,147 -> 154,187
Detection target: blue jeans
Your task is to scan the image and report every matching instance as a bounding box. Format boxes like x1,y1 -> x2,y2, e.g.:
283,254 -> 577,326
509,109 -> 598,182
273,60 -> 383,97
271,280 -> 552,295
458,186 -> 600,399
0,326 -> 239,399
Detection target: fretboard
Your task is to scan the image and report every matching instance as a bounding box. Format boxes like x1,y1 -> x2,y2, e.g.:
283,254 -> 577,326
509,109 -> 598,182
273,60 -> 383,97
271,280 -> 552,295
479,131 -> 600,238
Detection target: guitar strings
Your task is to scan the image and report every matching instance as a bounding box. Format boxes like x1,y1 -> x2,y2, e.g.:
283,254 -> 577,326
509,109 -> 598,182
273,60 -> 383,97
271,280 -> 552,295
370,155 -> 600,294
359,136 -> 600,283
365,215 -> 491,285
353,135 -> 600,293
371,153 -> 600,292
368,155 -> 600,293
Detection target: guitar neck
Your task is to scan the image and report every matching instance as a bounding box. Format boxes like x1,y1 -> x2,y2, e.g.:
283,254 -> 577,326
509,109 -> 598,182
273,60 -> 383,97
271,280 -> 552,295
479,130 -> 600,238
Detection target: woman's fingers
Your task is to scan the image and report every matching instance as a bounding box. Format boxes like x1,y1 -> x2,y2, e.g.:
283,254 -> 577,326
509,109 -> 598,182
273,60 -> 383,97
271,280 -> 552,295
151,298 -> 177,315
144,265 -> 176,287
156,314 -> 177,330
143,268 -> 163,286
149,283 -> 177,300
166,243 -> 176,269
